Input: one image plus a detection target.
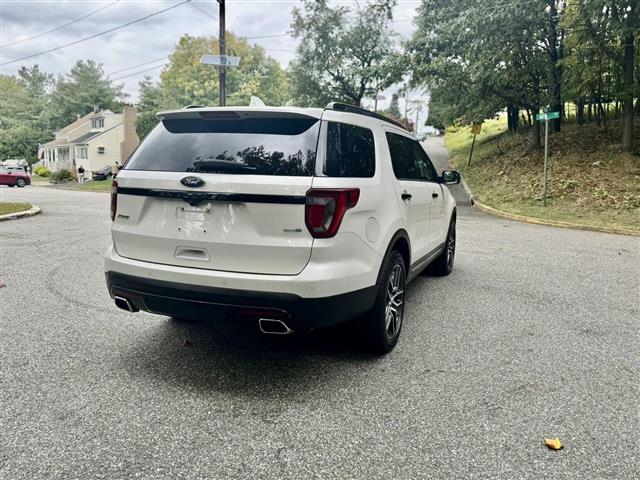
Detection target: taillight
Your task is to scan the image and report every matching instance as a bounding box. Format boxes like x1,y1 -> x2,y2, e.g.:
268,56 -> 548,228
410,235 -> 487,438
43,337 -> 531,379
110,179 -> 118,221
305,188 -> 359,238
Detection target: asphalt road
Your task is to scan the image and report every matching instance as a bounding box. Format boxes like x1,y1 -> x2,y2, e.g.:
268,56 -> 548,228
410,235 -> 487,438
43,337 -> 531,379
1,154 -> 639,479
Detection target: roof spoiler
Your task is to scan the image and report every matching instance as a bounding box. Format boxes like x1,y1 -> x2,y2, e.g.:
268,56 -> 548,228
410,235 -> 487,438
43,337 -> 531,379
325,102 -> 408,131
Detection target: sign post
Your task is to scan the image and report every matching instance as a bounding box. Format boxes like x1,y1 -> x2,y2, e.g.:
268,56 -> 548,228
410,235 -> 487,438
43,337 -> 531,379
200,55 -> 241,106
467,123 -> 482,166
535,110 -> 559,206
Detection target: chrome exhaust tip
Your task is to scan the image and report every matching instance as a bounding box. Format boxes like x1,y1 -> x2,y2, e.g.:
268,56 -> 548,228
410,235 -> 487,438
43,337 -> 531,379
258,318 -> 293,335
114,295 -> 138,312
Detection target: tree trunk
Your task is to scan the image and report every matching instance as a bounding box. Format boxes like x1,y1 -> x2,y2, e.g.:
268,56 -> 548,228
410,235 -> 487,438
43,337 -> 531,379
621,31 -> 635,152
507,105 -> 519,132
532,107 -> 541,149
547,1 -> 562,132
576,98 -> 585,125
587,97 -> 593,122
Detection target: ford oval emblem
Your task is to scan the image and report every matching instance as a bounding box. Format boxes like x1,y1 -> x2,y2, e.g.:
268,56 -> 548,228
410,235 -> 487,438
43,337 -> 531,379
180,176 -> 205,188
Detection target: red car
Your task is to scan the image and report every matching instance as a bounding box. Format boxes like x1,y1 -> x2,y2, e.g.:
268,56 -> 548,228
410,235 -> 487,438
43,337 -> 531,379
0,167 -> 31,187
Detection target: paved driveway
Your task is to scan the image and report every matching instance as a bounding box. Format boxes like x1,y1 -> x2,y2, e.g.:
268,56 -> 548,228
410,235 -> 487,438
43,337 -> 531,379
0,180 -> 638,479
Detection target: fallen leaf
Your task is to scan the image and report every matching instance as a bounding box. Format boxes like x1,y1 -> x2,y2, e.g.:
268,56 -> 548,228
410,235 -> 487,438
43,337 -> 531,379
544,438 -> 564,450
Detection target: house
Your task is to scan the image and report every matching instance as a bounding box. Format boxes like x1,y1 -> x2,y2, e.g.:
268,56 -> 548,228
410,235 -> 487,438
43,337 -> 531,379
43,106 -> 139,177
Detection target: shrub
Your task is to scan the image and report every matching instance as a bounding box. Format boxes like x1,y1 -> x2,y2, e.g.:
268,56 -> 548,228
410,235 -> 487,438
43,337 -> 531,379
50,169 -> 73,181
37,167 -> 51,177
33,165 -> 43,175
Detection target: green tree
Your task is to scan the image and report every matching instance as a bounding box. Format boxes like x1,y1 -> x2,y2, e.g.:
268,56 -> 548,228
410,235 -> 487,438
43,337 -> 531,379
51,60 -> 125,128
410,1 -> 550,146
289,0 -> 403,107
136,76 -> 166,139
0,66 -> 54,163
160,33 -> 290,108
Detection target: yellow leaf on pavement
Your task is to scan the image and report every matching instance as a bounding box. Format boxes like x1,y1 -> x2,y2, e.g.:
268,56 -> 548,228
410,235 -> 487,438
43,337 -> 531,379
544,438 -> 564,450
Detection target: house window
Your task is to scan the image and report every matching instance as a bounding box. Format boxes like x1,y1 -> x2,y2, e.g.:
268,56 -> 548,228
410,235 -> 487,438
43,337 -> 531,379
77,146 -> 88,159
91,118 -> 104,129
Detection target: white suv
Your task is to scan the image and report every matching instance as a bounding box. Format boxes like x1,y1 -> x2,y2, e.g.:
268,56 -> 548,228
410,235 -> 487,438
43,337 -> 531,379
105,103 -> 460,353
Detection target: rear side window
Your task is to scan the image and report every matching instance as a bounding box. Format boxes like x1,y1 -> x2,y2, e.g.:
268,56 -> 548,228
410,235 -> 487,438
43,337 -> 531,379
325,122 -> 375,177
386,132 -> 436,181
125,116 -> 320,176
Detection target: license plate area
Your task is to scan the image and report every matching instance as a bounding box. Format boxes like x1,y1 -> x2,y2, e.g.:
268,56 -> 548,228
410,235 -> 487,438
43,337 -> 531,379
175,205 -> 213,221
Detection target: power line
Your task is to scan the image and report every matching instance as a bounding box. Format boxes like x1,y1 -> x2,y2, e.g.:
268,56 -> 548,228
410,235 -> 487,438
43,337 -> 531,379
107,57 -> 168,76
107,45 -> 294,82
189,2 -> 218,21
111,62 -> 169,81
0,0 -> 120,49
244,33 -> 290,40
0,0 -> 192,67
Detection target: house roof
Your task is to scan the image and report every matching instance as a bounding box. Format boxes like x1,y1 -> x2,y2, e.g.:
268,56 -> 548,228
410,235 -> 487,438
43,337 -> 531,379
44,138 -> 70,146
58,112 -> 95,134
71,131 -> 102,144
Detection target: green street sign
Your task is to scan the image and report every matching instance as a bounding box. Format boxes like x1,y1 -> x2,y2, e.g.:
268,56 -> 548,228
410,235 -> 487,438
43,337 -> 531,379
536,111 -> 560,121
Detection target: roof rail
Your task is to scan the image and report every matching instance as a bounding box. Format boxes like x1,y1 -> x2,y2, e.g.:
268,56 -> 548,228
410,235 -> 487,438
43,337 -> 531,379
184,104 -> 206,109
325,102 -> 408,131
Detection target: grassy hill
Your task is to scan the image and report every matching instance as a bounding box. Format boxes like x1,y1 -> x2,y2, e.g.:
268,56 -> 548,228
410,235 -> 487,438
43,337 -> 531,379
445,117 -> 640,233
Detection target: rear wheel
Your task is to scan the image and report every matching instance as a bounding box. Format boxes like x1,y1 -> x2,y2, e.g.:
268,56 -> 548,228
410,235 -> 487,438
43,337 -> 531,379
429,215 -> 456,276
15,178 -> 26,188
363,250 -> 406,354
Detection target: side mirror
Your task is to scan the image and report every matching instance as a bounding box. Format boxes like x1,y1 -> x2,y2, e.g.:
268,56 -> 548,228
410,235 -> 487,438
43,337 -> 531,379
440,170 -> 460,185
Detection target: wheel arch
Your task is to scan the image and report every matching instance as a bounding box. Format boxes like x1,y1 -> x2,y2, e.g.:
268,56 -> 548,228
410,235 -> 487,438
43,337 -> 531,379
376,229 -> 411,284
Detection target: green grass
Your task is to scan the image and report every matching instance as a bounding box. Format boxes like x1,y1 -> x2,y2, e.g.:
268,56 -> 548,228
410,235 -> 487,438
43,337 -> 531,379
30,174 -> 51,183
64,179 -> 112,192
0,202 -> 32,215
445,117 -> 640,233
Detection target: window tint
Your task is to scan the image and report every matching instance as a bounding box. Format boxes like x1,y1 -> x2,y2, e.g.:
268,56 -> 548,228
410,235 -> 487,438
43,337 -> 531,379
412,141 -> 437,181
125,116 -> 320,176
386,132 -> 436,181
325,122 -> 375,178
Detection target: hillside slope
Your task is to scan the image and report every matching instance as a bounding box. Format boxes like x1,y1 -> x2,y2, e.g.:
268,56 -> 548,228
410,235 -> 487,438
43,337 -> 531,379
445,118 -> 640,233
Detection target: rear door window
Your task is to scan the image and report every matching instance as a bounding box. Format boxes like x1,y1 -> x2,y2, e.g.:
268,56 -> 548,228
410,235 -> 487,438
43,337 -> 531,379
386,132 -> 436,181
125,116 -> 320,176
324,122 -> 375,177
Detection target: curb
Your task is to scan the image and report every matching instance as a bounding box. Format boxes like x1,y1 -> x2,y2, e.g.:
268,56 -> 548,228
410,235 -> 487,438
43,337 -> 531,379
0,205 -> 41,222
473,199 -> 639,237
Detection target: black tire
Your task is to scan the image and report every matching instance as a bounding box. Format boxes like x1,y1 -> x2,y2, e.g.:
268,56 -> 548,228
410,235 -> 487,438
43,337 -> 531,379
15,178 -> 26,188
363,250 -> 406,354
429,215 -> 456,276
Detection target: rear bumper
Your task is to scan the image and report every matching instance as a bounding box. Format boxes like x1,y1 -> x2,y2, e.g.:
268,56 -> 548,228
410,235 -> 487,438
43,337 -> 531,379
106,271 -> 377,330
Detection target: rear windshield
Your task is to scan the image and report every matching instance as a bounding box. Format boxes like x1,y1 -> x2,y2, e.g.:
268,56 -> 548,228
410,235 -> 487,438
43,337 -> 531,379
125,116 -> 320,176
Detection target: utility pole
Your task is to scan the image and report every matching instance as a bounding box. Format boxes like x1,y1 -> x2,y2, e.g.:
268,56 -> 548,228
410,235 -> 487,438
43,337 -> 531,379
404,86 -> 409,124
218,0 -> 226,106
414,102 -> 422,134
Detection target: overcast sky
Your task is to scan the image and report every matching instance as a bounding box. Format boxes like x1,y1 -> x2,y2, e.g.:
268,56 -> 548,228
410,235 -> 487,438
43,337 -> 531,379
0,1 -> 425,111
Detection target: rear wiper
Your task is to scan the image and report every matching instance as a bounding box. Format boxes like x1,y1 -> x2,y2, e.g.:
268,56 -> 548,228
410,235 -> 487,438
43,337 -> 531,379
191,159 -> 257,174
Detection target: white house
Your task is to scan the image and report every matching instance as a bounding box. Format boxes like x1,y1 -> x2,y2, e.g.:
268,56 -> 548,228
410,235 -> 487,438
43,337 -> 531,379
43,107 -> 139,177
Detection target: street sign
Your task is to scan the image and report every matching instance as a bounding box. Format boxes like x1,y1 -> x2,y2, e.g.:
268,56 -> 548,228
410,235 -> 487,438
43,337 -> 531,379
471,123 -> 482,134
535,111 -> 560,206
536,111 -> 560,121
200,55 -> 241,67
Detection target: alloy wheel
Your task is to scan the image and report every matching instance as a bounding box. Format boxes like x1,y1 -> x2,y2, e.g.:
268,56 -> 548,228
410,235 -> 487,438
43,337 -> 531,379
447,222 -> 456,268
384,263 -> 405,339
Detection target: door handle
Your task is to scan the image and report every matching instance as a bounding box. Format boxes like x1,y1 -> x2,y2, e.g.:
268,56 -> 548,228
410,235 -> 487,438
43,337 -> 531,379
401,192 -> 412,201
432,192 -> 439,199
